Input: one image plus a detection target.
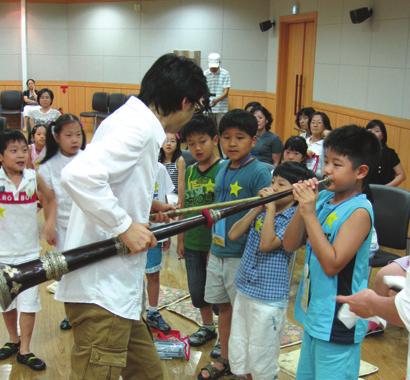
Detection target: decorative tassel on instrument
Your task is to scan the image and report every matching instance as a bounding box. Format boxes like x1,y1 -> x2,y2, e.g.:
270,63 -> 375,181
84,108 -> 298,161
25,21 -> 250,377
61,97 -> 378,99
0,176 -> 330,311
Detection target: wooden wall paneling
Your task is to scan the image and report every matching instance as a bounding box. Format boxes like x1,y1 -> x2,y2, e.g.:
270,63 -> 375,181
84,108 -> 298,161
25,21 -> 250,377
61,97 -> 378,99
68,85 -> 86,117
386,124 -> 401,151
228,95 -> 243,110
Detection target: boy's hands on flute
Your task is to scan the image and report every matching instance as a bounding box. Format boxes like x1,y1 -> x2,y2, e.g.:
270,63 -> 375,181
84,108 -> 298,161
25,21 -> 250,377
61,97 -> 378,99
292,178 -> 319,217
259,187 -> 276,212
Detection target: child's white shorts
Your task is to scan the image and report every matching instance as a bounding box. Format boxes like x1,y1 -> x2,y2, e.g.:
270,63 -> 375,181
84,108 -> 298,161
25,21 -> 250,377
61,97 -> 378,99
4,286 -> 41,313
229,291 -> 286,380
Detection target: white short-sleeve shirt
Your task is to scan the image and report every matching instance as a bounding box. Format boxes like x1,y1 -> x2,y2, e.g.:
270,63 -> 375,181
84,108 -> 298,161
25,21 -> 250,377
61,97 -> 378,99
55,97 -> 166,320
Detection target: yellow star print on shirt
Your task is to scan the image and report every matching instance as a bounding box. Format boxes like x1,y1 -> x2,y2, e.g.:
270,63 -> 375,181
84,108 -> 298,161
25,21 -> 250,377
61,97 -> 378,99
230,181 -> 243,197
154,182 -> 159,193
0,207 -> 5,219
325,212 -> 338,228
203,179 -> 215,193
255,217 -> 264,233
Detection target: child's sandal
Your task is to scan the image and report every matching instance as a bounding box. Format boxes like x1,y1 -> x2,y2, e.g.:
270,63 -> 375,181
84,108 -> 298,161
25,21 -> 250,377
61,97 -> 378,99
197,357 -> 230,380
0,342 -> 20,360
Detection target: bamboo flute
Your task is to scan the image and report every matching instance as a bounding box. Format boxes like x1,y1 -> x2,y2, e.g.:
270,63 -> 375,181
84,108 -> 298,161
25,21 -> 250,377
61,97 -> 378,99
0,177 -> 329,311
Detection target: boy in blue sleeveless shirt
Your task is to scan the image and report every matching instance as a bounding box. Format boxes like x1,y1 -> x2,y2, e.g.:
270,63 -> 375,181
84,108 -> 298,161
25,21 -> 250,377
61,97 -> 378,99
198,109 -> 271,379
283,125 -> 381,380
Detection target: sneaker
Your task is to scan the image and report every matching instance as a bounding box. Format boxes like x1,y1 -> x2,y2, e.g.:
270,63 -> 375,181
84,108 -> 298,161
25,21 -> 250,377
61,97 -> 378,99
366,320 -> 384,337
189,326 -> 217,347
146,310 -> 171,333
0,342 -> 20,360
210,338 -> 221,359
16,352 -> 46,371
60,318 -> 72,330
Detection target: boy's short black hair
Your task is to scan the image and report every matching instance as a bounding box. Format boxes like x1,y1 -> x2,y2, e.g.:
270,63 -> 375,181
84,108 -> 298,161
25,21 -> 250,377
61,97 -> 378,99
0,130 -> 28,155
273,161 -> 315,185
139,53 -> 209,117
180,114 -> 217,142
37,88 -> 54,105
219,109 -> 257,137
324,125 -> 381,176
283,136 -> 308,158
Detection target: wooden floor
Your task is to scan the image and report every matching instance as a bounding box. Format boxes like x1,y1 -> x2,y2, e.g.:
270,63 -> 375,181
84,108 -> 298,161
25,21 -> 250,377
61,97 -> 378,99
0,238 -> 408,379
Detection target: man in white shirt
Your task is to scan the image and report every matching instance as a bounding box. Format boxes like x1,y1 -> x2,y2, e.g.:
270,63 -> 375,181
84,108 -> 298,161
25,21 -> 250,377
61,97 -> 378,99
204,52 -> 231,127
337,270 -> 410,380
56,54 -> 209,380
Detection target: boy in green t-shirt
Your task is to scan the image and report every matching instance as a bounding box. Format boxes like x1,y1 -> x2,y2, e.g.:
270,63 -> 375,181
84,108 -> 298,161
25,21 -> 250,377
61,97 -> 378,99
178,115 -> 221,347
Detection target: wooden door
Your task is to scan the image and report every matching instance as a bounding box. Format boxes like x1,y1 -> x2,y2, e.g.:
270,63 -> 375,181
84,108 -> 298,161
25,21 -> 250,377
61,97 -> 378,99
275,12 -> 317,140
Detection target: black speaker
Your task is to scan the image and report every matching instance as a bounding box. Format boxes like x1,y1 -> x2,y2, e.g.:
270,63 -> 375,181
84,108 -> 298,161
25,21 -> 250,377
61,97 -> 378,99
350,7 -> 373,24
259,20 -> 275,32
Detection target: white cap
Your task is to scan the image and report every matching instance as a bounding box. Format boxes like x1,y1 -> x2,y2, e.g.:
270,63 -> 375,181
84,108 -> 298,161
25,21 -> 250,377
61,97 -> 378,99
208,52 -> 221,68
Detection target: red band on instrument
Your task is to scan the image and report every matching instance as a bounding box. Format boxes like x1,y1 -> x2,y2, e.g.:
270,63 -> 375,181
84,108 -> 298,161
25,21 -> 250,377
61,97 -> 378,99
202,209 -> 214,229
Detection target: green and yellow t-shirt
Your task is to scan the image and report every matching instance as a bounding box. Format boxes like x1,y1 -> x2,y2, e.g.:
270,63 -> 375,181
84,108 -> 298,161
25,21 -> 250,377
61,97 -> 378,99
184,160 -> 222,252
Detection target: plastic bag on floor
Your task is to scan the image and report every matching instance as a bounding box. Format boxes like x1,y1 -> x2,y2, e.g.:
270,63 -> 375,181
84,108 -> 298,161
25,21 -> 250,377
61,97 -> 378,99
154,329 -> 190,360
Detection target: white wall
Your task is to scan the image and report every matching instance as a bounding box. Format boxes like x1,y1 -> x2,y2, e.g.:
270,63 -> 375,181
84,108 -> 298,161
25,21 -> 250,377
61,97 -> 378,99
0,2 -> 21,81
3,0 -> 410,119
23,0 -> 270,91
270,0 -> 410,119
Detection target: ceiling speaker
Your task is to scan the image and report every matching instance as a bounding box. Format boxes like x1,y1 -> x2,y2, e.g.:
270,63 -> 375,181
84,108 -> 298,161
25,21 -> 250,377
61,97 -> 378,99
350,7 -> 373,24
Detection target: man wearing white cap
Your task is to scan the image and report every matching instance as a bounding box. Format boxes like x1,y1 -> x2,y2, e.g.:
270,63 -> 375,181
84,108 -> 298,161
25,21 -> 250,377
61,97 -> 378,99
204,52 -> 231,127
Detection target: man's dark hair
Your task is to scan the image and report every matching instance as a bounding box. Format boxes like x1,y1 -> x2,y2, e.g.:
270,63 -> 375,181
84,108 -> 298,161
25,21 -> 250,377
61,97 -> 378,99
0,130 -> 28,155
324,125 -> 381,176
138,54 -> 209,116
219,109 -> 257,137
37,88 -> 54,105
181,114 -> 217,141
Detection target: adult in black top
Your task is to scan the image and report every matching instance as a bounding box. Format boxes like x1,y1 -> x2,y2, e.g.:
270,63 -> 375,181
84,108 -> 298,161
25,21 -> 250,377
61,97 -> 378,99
366,119 -> 406,186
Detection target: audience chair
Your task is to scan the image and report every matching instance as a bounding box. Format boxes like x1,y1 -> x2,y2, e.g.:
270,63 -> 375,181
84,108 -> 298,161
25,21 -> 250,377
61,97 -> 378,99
0,116 -> 7,132
0,91 -> 23,128
369,184 -> 410,269
97,93 -> 127,122
79,92 -> 109,132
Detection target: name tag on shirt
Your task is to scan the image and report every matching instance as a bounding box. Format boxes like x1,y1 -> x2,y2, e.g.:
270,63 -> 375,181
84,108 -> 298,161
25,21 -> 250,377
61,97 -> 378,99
212,219 -> 226,247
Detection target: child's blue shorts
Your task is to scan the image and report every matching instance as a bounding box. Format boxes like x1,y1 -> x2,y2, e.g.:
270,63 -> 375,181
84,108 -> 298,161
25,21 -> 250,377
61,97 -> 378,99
296,331 -> 361,380
145,243 -> 162,274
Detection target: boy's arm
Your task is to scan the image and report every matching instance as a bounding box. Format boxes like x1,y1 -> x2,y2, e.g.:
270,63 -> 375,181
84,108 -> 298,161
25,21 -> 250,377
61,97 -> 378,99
282,207 -> 307,252
258,187 -> 282,252
176,156 -> 186,208
37,173 -> 57,246
295,180 -> 371,276
228,206 -> 262,241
